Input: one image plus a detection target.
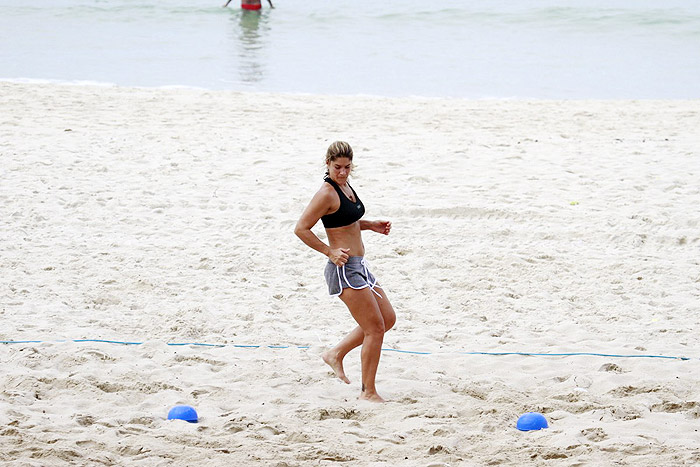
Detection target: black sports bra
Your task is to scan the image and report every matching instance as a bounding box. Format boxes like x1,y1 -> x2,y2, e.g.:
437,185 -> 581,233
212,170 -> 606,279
321,177 -> 365,228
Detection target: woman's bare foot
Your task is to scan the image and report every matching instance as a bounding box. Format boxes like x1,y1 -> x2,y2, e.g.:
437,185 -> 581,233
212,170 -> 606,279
322,350 -> 351,384
359,390 -> 386,403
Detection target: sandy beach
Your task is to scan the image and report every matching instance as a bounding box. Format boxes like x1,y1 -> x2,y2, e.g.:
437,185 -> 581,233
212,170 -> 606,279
1,82 -> 699,465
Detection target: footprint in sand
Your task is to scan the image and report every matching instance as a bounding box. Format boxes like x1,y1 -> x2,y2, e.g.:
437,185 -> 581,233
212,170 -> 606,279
580,427 -> 608,442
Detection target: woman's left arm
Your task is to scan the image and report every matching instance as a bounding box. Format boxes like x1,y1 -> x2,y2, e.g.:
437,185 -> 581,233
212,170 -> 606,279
360,220 -> 391,235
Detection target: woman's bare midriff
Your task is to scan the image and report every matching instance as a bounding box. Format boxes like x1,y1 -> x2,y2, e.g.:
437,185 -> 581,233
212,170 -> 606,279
326,222 -> 365,256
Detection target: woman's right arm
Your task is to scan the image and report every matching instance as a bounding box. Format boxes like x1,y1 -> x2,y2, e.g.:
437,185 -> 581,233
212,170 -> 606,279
294,189 -> 349,265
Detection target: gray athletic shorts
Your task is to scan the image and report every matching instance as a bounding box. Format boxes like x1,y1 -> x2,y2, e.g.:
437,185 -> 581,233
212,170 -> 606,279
324,256 -> 381,298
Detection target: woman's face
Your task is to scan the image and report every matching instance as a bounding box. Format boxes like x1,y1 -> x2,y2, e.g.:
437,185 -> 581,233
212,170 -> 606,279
327,157 -> 352,183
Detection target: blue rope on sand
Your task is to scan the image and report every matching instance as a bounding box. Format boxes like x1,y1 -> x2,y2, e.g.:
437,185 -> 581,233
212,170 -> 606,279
0,339 -> 692,360
457,351 -> 690,360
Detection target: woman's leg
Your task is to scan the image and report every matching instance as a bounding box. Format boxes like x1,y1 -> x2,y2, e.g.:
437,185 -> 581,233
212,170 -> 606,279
323,287 -> 396,385
322,326 -> 363,384
340,287 -> 385,401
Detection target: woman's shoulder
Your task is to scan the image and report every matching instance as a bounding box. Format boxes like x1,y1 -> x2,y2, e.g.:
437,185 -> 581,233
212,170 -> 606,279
314,181 -> 338,202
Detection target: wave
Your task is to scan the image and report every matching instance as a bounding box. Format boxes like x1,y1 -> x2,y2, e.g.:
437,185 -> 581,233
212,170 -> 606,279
5,1 -> 700,36
1,3 -> 229,20
371,6 -> 700,33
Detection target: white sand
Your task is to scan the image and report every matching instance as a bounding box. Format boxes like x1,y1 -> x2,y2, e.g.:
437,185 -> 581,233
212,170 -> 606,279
1,82 -> 699,465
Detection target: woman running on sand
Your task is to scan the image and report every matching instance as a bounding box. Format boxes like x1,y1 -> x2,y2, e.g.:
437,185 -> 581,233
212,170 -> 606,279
295,141 -> 396,402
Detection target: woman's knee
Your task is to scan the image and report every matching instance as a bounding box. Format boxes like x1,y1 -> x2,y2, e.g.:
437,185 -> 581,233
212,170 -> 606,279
363,319 -> 386,337
379,300 -> 396,331
383,311 -> 396,331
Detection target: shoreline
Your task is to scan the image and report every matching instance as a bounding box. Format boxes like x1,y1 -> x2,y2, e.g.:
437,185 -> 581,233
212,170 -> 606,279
5,78 -> 700,102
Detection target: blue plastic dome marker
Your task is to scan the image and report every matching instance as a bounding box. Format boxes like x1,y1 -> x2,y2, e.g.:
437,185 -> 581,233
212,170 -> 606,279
167,405 -> 198,423
516,412 -> 548,431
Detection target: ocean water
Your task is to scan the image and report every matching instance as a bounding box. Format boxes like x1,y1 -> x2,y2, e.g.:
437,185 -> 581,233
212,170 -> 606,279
1,0 -> 699,98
